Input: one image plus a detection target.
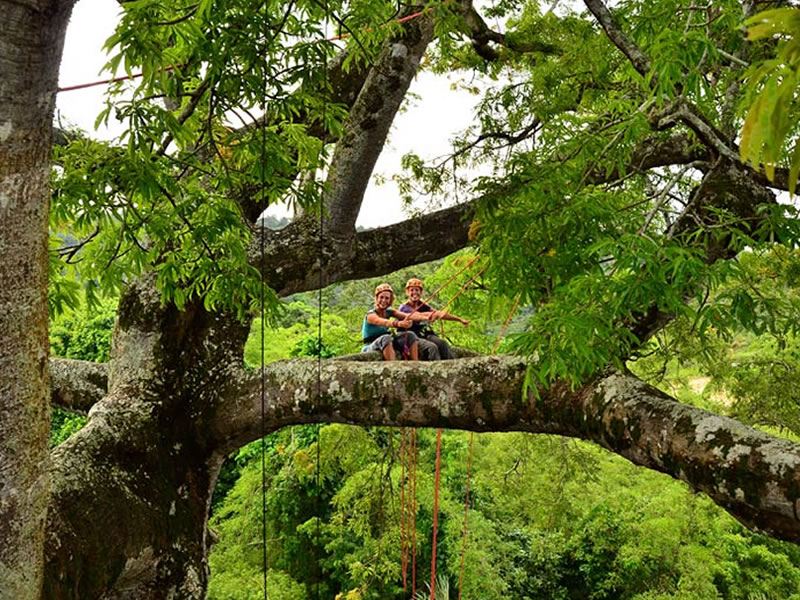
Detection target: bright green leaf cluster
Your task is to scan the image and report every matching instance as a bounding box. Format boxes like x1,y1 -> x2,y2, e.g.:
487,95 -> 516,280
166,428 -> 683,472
741,8 -> 800,194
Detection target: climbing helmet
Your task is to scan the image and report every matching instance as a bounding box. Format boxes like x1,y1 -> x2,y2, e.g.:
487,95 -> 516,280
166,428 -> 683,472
405,277 -> 424,290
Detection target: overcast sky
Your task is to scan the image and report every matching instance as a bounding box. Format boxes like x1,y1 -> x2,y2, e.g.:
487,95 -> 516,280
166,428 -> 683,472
56,0 -> 481,228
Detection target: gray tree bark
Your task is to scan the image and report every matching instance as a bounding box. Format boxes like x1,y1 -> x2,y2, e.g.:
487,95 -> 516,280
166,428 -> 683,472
0,1 -> 75,597
4,1 -> 800,598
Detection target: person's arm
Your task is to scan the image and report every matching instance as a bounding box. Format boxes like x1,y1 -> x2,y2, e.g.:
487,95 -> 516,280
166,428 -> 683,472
432,309 -> 469,326
406,311 -> 433,322
366,311 -> 411,329
402,303 -> 437,322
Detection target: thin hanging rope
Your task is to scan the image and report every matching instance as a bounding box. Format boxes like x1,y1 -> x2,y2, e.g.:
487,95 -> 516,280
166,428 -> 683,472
259,2 -> 270,599
492,292 -> 521,354
411,427 -> 419,597
400,428 -> 409,591
429,427 -> 444,600
456,432 -> 475,600
314,9 -> 329,600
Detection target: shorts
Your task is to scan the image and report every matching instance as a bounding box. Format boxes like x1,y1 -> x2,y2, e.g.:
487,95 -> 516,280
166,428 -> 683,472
361,331 -> 418,354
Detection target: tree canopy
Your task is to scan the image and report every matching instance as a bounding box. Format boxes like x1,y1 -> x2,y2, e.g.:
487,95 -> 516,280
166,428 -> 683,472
3,0 -> 800,597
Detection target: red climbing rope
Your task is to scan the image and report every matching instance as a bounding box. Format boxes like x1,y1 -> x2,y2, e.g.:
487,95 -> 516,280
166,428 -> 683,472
58,64 -> 180,93
411,428 -> 419,597
400,428 -> 409,591
430,427 -> 443,600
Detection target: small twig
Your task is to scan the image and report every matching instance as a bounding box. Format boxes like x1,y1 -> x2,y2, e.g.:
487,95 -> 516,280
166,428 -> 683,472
639,161 -> 705,234
56,228 -> 100,262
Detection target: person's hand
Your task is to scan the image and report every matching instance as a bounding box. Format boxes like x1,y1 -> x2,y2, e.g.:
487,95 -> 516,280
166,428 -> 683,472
397,318 -> 412,329
460,318 -> 470,327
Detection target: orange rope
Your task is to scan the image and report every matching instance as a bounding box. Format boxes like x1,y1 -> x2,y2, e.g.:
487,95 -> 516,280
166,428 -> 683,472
58,66 -> 178,93
411,428 -> 418,597
417,261 -> 488,599
492,292 -> 521,354
436,263 -> 488,315
429,428 -> 443,600
420,254 -> 481,308
400,428 -> 408,591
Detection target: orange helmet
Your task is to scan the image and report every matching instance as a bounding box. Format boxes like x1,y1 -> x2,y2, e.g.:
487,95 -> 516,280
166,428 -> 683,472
405,277 -> 424,290
374,283 -> 394,298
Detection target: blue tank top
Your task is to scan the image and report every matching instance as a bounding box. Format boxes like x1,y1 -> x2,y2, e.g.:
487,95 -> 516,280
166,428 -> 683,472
362,308 -> 398,343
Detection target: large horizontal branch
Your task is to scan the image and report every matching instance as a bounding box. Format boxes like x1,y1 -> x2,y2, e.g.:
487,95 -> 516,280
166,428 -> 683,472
255,200 -> 474,296
254,130 -> 716,298
216,356 -> 800,545
49,358 -> 108,415
588,132 -> 711,184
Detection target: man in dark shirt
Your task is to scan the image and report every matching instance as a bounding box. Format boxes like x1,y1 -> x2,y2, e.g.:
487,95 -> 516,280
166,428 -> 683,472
397,277 -> 470,360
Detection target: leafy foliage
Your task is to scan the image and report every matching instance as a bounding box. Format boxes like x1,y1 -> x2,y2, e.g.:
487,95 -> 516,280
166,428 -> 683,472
48,297 -> 118,446
50,296 -> 117,362
45,0 -> 800,595
740,8 -> 800,194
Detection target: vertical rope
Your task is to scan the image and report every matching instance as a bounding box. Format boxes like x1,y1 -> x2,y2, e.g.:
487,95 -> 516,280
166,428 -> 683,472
400,428 -> 408,591
314,15 -> 328,600
411,428 -> 418,597
429,428 -> 443,600
259,1 -> 270,598
314,6 -> 329,599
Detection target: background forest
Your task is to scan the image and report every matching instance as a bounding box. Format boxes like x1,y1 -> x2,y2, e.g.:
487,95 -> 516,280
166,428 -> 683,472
51,245 -> 800,600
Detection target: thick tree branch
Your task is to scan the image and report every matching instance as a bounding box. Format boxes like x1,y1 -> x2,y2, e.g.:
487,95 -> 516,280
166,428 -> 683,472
253,130 -> 715,298
589,133 -> 711,184
224,48 -> 375,223
323,8 -> 435,239
583,0 -> 651,76
255,199 -> 474,296
459,0 -> 561,61
49,358 -> 108,415
217,356 -> 800,545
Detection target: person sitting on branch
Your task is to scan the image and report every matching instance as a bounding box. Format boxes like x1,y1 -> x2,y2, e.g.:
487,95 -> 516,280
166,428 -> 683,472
398,277 -> 469,361
361,283 -> 419,361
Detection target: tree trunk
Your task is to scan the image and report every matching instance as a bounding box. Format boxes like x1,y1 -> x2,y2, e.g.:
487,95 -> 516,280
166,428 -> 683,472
0,1 -> 74,597
44,276 -> 250,599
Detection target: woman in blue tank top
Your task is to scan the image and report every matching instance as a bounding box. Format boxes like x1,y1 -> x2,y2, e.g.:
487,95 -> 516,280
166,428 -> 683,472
361,283 -> 419,360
